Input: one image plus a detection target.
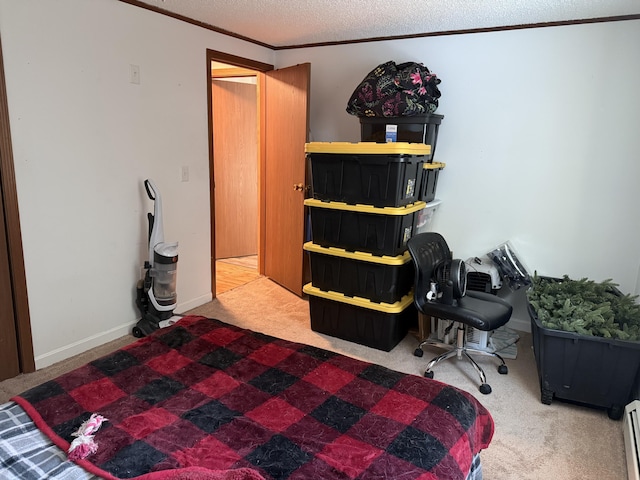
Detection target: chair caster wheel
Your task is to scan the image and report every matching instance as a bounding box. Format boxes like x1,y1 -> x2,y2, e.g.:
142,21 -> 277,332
480,383 -> 491,395
479,383 -> 492,395
498,364 -> 508,375
424,371 -> 434,379
414,348 -> 424,357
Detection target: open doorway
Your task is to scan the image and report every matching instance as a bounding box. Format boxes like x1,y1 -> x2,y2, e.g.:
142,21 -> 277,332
210,61 -> 262,294
207,49 -> 311,299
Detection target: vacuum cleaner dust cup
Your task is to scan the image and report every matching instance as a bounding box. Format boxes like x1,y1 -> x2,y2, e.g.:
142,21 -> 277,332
150,242 -> 178,309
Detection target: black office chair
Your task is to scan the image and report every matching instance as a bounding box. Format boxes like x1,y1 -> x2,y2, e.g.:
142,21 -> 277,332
407,232 -> 513,394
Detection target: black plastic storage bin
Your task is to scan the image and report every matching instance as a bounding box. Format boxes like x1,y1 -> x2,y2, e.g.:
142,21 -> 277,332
306,142 -> 430,208
359,114 -> 444,160
304,283 -> 416,351
420,162 -> 445,203
304,241 -> 413,304
528,297 -> 640,420
304,198 -> 426,257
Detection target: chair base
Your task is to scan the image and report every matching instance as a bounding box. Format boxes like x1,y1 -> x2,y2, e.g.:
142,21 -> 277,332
414,325 -> 508,395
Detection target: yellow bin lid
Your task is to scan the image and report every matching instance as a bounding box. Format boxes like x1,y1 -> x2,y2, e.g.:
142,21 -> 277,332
305,142 -> 431,156
424,161 -> 445,170
303,241 -> 411,265
304,198 -> 426,214
303,283 -> 414,313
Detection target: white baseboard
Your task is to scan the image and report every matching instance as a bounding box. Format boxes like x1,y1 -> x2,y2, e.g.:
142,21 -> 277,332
34,292 -> 214,370
34,320 -> 136,370
176,292 -> 213,314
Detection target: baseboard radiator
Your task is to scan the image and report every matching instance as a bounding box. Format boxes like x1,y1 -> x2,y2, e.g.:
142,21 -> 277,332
624,400 -> 640,480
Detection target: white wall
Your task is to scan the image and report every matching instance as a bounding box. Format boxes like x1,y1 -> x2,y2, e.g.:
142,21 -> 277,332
1,0 -> 638,363
0,0 -> 274,367
277,20 -> 640,329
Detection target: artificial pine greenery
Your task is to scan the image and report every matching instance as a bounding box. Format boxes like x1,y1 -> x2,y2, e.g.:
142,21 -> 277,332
527,274 -> 640,341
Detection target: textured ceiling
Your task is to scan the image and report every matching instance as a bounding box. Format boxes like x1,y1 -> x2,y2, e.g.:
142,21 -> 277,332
131,0 -> 640,47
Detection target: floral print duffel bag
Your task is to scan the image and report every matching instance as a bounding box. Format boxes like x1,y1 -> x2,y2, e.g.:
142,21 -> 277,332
346,60 -> 441,118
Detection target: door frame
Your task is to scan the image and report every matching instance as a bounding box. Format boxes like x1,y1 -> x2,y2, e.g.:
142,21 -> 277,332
0,34 -> 35,374
206,49 -> 274,298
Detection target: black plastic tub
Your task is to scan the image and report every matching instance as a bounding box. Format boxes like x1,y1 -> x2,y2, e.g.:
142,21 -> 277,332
419,162 -> 444,203
306,142 -> 430,208
304,242 -> 413,304
304,283 -> 415,351
527,294 -> 640,420
359,114 -> 443,160
304,199 -> 425,257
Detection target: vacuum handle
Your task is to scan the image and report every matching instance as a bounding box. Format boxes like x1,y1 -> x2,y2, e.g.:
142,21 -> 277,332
144,179 -> 157,201
147,212 -> 154,243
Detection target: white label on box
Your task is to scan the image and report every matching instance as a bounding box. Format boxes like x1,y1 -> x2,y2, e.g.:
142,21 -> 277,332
406,178 -> 415,197
385,124 -> 398,143
402,226 -> 413,245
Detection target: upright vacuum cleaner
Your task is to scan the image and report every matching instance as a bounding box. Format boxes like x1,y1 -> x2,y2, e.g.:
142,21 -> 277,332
133,179 -> 179,338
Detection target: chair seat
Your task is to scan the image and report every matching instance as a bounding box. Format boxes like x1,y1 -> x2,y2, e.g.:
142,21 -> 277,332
419,290 -> 513,332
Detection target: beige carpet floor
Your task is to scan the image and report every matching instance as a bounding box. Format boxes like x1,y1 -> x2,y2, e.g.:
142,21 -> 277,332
0,277 -> 628,479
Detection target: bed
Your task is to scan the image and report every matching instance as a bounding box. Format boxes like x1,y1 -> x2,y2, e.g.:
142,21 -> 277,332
0,315 -> 493,480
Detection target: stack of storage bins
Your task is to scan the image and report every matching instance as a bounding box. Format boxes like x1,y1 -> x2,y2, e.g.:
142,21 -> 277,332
359,114 -> 446,236
303,141 -> 440,351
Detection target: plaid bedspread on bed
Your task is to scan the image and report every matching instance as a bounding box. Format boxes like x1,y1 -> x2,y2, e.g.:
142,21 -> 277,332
10,315 -> 493,480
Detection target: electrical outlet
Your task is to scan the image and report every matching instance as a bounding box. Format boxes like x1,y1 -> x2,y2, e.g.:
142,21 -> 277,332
181,166 -> 189,182
130,64 -> 140,84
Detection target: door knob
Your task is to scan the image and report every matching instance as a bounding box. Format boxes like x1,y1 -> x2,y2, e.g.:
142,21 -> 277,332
293,183 -> 304,191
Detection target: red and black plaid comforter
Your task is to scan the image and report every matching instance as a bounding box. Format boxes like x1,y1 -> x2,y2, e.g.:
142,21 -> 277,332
13,316 -> 494,480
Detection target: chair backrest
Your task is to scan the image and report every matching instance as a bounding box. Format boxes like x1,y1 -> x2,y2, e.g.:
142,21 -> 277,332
406,232 -> 452,312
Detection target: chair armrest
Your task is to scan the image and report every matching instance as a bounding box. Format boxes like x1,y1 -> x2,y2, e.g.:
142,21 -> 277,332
465,290 -> 513,309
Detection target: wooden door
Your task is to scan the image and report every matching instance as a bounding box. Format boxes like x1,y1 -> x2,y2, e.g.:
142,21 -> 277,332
211,79 -> 258,259
0,37 -> 33,380
264,63 -> 310,296
0,185 -> 20,380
